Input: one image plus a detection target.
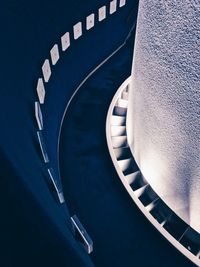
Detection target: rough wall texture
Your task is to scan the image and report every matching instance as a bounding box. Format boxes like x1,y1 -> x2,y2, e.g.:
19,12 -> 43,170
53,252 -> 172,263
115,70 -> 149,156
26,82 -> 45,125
127,0 -> 200,232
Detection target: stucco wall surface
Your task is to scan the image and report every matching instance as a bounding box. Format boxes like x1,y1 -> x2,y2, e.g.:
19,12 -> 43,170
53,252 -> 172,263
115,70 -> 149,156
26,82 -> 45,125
127,0 -> 200,232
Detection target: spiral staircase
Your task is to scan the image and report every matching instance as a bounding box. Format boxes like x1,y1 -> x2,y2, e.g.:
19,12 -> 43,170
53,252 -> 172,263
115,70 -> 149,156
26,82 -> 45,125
1,0 -> 198,266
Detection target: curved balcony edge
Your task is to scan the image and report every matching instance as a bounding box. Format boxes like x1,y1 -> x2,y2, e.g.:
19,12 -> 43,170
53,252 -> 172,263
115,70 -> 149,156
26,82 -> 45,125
106,76 -> 200,267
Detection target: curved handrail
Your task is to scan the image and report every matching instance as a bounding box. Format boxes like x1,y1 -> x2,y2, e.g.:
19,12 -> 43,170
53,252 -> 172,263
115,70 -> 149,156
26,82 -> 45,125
33,1 -> 134,207
57,19 -> 136,185
32,2 -> 140,257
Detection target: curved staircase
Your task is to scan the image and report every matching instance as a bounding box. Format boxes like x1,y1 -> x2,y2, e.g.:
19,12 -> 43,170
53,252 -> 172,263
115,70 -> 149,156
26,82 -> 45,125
106,77 -> 200,267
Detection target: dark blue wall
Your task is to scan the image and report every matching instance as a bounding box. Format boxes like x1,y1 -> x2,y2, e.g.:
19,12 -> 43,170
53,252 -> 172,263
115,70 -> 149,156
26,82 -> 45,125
0,0 -> 138,266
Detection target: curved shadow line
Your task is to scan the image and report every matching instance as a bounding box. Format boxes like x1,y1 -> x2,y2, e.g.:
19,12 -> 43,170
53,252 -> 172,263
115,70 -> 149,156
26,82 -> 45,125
57,21 -> 136,185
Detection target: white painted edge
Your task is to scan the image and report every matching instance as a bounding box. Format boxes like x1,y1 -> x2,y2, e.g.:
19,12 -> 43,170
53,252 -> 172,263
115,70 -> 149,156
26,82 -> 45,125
36,78 -> 45,104
35,101 -> 43,130
73,22 -> 82,40
47,168 -> 65,204
50,44 -> 59,65
86,13 -> 95,30
37,131 -> 49,163
42,59 -> 51,82
98,6 -> 106,21
61,32 -> 70,51
119,0 -> 126,8
109,0 -> 117,15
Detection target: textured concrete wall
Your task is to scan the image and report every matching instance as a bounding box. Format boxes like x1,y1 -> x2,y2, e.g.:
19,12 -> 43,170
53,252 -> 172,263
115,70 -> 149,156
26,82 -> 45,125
127,0 -> 200,232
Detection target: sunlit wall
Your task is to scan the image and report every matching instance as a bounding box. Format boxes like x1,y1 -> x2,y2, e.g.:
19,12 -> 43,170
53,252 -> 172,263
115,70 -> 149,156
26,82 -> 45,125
127,0 -> 200,232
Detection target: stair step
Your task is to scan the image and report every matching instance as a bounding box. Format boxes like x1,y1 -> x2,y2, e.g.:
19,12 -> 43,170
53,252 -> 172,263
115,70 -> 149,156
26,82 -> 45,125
111,136 -> 127,148
126,171 -> 141,185
161,217 -> 169,227
116,98 -> 128,108
111,115 -> 126,126
122,91 -> 129,100
117,158 -> 132,172
145,198 -> 160,212
179,227 -> 200,256
163,213 -> 189,240
124,84 -> 129,93
35,102 -> 43,130
37,131 -> 49,163
113,146 -> 131,160
130,172 -> 148,191
123,158 -> 139,176
111,125 -> 126,137
47,168 -> 65,204
134,184 -> 149,198
150,200 -> 172,225
139,185 -> 159,207
113,106 -> 127,116
71,215 -> 93,254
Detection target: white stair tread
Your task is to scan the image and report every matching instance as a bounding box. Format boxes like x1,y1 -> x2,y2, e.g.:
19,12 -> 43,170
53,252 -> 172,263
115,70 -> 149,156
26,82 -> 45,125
117,158 -> 132,172
111,135 -> 127,148
111,115 -> 126,126
126,171 -> 141,185
113,146 -> 130,159
122,91 -> 129,100
124,85 -> 129,93
116,98 -> 128,108
111,125 -> 126,137
145,198 -> 160,212
134,184 -> 149,198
